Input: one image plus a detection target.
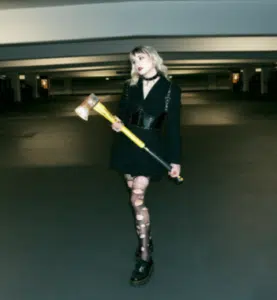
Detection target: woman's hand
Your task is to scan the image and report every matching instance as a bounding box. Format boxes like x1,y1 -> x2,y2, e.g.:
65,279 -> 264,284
111,117 -> 124,132
168,163 -> 181,178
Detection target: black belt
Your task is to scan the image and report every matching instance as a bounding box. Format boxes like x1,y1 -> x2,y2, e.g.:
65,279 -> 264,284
128,110 -> 167,130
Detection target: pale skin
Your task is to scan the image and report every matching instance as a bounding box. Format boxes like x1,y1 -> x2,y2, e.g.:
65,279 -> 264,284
112,52 -> 181,179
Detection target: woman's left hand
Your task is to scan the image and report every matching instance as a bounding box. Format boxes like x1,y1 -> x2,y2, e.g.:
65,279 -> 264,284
168,163 -> 181,178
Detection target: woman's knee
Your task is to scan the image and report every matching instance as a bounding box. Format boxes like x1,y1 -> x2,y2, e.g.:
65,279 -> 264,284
132,190 -> 145,207
133,176 -> 150,190
128,176 -> 150,205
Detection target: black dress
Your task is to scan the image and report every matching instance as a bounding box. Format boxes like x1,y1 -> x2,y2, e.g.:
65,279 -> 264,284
110,75 -> 182,181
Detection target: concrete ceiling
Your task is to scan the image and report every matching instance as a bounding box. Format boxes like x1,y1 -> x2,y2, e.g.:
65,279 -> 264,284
0,0 -> 140,10
2,53 -> 275,78
0,0 -> 264,10
0,0 -> 274,79
1,36 -> 276,78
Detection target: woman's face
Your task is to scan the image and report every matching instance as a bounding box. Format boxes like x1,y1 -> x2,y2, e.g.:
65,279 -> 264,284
131,52 -> 155,76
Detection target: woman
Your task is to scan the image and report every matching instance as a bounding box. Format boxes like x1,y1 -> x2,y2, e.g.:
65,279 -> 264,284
110,45 -> 182,286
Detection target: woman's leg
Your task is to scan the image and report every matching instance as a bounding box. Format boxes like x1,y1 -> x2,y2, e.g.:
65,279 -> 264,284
125,175 -> 154,286
129,176 -> 152,262
125,174 -> 153,260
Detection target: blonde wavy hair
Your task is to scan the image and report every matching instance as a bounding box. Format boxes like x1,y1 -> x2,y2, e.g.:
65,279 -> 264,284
128,45 -> 169,86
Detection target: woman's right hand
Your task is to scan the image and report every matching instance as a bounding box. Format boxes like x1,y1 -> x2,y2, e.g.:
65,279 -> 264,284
111,117 -> 124,132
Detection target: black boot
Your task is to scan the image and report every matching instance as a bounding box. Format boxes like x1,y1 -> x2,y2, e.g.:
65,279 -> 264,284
135,239 -> 154,260
130,258 -> 154,287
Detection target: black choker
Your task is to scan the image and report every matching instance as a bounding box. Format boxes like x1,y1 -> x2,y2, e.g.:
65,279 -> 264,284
142,73 -> 160,81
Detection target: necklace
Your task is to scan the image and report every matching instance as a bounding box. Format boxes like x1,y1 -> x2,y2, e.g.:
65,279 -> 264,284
142,72 -> 160,81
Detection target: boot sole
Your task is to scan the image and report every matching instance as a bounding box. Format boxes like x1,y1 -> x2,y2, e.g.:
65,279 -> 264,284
129,264 -> 154,287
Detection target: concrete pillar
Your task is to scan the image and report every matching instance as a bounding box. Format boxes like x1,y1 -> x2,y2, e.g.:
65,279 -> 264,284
48,78 -> 56,97
64,78 -> 72,94
208,74 -> 217,90
261,67 -> 270,95
229,72 -> 234,90
25,74 -> 39,98
10,74 -> 21,102
242,67 -> 255,92
48,78 -> 51,96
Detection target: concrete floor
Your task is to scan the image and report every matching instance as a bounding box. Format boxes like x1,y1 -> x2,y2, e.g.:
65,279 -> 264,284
0,91 -> 276,300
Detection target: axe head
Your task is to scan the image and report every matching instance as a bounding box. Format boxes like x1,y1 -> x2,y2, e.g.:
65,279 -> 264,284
75,93 -> 99,121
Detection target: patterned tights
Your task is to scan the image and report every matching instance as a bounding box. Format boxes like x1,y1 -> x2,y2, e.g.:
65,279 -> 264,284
125,175 -> 152,262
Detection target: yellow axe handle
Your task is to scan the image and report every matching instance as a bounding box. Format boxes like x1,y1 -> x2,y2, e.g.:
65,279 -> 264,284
93,102 -> 145,148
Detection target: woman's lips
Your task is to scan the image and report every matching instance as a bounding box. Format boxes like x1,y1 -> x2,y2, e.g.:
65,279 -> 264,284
138,67 -> 143,71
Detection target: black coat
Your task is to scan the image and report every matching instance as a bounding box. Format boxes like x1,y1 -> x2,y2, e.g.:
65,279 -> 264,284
110,75 -> 182,180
